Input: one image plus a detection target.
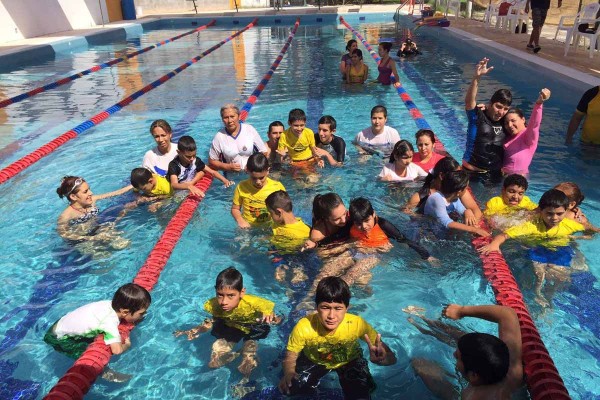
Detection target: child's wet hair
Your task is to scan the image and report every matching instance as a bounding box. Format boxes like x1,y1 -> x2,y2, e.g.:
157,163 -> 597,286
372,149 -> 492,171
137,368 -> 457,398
177,135 -> 197,152
318,115 -> 337,131
112,283 -> 151,313
215,267 -> 243,292
345,39 -> 357,51
57,176 -> 85,199
554,182 -> 585,206
312,192 -> 344,223
379,42 -> 393,52
351,49 -> 363,60
130,168 -> 153,189
389,140 -> 414,163
268,121 -> 284,134
246,153 -> 270,173
419,156 -> 460,199
371,105 -> 387,118
349,197 -> 375,225
150,119 -> 172,134
490,89 -> 512,107
440,170 -> 469,196
503,174 -> 528,190
539,189 -> 569,210
288,108 -> 307,123
415,129 -> 436,144
457,333 -> 509,385
315,276 -> 351,307
266,190 -> 293,213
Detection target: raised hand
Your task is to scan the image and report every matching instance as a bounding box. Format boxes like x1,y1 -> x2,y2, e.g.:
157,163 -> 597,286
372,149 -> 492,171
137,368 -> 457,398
365,333 -> 387,364
474,57 -> 494,79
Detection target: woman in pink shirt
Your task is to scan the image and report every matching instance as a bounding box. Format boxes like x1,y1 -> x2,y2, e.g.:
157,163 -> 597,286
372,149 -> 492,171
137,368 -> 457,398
412,129 -> 446,173
502,88 -> 550,175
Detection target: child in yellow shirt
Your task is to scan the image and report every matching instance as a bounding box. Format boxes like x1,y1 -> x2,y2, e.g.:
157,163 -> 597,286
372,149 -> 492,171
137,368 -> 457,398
277,109 -> 324,168
265,190 -> 310,283
480,189 -> 586,307
278,277 -> 396,398
484,174 -> 537,231
231,153 -> 286,228
174,267 -> 280,380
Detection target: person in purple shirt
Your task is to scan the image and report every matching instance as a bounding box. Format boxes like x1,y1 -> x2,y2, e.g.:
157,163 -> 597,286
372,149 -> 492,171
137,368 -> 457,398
502,88 -> 551,175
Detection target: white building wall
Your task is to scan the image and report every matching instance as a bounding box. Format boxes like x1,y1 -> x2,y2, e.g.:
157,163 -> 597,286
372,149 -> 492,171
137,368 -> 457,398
0,0 -> 109,44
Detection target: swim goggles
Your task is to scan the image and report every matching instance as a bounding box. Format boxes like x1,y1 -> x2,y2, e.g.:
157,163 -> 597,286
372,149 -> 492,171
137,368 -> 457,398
63,176 -> 84,196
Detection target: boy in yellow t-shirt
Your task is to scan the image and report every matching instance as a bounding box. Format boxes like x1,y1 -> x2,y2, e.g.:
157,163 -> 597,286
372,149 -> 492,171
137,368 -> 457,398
485,174 -> 537,231
265,190 -> 310,283
231,153 -> 286,228
479,189 -> 586,307
277,108 -> 324,168
278,277 -> 396,398
174,267 -> 280,380
131,168 -> 173,197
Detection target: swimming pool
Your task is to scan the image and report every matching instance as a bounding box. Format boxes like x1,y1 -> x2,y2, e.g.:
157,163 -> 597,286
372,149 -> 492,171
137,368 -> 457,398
0,13 -> 599,399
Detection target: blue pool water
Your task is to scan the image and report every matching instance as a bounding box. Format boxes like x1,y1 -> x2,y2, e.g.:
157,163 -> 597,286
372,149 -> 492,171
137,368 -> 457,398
1,14 -> 599,399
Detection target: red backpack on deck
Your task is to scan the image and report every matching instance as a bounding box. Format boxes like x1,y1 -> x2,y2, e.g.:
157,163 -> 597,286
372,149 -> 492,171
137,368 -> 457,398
498,2 -> 514,16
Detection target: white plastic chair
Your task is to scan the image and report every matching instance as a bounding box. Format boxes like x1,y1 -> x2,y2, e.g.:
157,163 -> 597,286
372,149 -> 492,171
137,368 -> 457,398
565,17 -> 600,58
445,0 -> 461,19
484,2 -> 502,27
502,0 -> 529,34
555,2 -> 600,42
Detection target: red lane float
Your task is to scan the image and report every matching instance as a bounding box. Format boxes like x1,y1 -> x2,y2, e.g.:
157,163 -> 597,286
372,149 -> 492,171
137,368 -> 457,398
340,15 -> 570,400
44,18 -> 301,399
0,19 -> 258,186
0,20 -> 216,109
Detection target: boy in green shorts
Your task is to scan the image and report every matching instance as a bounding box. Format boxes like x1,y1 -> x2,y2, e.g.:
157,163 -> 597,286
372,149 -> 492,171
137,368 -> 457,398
278,109 -> 324,168
231,153 -> 286,228
479,189 -> 586,307
278,276 -> 396,399
174,267 -> 280,379
265,190 -> 310,283
44,283 -> 151,381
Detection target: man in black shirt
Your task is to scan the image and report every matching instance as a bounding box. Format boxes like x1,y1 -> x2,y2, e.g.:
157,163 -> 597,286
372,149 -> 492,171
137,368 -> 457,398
313,115 -> 346,167
526,0 -> 562,53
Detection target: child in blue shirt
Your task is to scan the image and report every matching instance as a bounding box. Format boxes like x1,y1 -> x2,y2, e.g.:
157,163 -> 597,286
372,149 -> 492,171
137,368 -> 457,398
424,170 -> 489,237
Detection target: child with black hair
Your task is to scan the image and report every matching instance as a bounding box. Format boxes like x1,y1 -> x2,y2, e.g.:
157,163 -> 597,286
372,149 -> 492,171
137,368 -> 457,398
266,190 -> 310,283
277,109 -> 323,168
402,157 -> 482,226
174,267 -> 280,380
409,304 -> 522,400
354,105 -> 400,156
341,197 -> 435,285
279,277 -> 396,398
554,181 -> 600,232
484,174 -> 537,230
231,153 -> 286,228
313,115 -> 346,166
480,189 -> 589,307
130,168 -> 173,197
379,139 -> 428,182
167,135 -> 234,198
44,283 -> 151,382
424,170 -> 489,237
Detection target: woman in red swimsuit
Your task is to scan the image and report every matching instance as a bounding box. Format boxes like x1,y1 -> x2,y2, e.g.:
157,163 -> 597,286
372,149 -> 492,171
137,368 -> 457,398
377,42 -> 401,88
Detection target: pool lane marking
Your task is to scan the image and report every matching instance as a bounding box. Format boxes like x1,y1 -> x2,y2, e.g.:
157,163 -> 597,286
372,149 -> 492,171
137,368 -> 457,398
0,20 -> 216,110
0,20 -> 257,186
44,18 -> 301,400
340,16 -> 571,400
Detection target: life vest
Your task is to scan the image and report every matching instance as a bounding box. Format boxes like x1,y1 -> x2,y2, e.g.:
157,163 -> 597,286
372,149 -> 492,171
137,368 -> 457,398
350,221 -> 390,247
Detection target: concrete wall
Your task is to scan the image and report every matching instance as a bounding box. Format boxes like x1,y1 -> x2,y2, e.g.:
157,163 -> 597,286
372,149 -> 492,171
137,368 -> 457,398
134,0 -> 231,15
0,0 -> 109,43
